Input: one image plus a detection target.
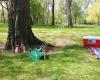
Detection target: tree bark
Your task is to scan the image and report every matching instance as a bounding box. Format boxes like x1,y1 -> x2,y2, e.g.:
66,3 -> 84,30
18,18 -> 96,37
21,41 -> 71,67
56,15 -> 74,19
52,0 -> 55,25
5,0 -> 16,51
5,0 -> 44,51
74,16 -> 77,25
97,16 -> 100,26
66,0 -> 73,28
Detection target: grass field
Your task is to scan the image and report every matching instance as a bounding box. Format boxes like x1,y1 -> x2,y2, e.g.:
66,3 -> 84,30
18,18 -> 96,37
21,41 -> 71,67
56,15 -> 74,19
0,24 -> 100,80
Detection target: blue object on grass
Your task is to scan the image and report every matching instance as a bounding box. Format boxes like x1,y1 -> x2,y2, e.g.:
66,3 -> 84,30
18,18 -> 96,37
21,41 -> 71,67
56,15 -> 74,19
90,47 -> 100,59
94,48 -> 100,58
28,48 -> 43,61
88,39 -> 96,44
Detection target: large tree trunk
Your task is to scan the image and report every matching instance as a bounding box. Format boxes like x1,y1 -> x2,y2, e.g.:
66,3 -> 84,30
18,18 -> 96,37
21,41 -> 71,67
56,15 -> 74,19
5,0 -> 16,50
66,0 -> 73,28
5,0 -> 44,51
52,0 -> 55,25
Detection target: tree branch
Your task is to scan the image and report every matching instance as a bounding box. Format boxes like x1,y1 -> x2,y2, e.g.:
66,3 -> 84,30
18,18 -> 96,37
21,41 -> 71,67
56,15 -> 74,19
0,1 -> 8,10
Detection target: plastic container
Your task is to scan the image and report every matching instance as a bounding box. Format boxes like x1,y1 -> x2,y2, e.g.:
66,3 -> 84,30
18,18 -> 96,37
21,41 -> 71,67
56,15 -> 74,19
83,36 -> 100,48
28,48 -> 43,61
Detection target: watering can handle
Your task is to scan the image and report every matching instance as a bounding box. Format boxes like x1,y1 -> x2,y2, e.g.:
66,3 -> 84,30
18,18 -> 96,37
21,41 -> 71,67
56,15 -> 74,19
33,51 -> 38,60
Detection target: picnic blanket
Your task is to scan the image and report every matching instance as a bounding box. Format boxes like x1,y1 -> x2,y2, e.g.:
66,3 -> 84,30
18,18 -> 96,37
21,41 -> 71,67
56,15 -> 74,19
89,47 -> 100,59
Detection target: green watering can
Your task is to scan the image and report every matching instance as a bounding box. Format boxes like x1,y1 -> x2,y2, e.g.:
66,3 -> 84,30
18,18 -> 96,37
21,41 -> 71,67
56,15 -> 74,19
28,48 -> 43,61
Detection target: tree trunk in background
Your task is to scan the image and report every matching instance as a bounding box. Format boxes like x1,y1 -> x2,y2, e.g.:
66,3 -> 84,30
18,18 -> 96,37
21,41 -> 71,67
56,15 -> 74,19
5,0 -> 43,51
74,16 -> 77,25
0,2 -> 6,23
1,3 -> 5,23
66,0 -> 73,28
97,16 -> 100,26
52,0 -> 55,25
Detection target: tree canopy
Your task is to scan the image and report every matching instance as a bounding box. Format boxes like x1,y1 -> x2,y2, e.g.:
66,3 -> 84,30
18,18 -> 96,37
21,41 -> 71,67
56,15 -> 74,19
0,0 -> 99,26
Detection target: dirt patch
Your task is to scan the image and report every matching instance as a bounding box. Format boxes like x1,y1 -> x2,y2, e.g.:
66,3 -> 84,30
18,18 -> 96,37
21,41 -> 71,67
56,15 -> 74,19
54,38 -> 75,47
36,78 -> 48,80
0,44 -> 5,51
47,38 -> 75,54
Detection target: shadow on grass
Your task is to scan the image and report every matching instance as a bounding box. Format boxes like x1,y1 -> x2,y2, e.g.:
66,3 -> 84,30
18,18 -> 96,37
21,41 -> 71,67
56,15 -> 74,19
50,44 -> 87,63
32,25 -> 65,29
0,52 -> 32,66
0,54 -> 15,60
63,44 -> 85,50
74,25 -> 96,28
67,24 -> 97,28
0,53 -> 32,79
63,44 -> 87,58
32,25 -> 97,29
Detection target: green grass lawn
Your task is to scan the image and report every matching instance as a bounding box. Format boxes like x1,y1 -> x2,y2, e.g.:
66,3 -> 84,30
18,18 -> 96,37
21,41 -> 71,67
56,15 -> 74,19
0,24 -> 100,80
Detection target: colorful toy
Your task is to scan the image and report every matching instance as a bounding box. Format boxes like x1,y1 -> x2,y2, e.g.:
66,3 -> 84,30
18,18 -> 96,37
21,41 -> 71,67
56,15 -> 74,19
15,45 -> 23,53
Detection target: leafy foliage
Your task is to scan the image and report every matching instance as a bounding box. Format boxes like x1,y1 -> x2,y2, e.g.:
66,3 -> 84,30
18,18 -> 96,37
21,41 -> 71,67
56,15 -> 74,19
72,1 -> 83,24
86,0 -> 100,25
30,0 -> 51,24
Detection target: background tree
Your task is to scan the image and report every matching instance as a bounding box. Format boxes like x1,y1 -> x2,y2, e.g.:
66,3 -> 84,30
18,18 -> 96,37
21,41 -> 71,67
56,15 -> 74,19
43,0 -> 52,24
66,0 -> 73,28
0,0 -> 97,26
86,0 -> 100,25
30,0 -> 44,24
55,0 -> 67,25
30,0 -> 52,25
0,1 -> 7,23
52,0 -> 55,25
72,1 -> 82,25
